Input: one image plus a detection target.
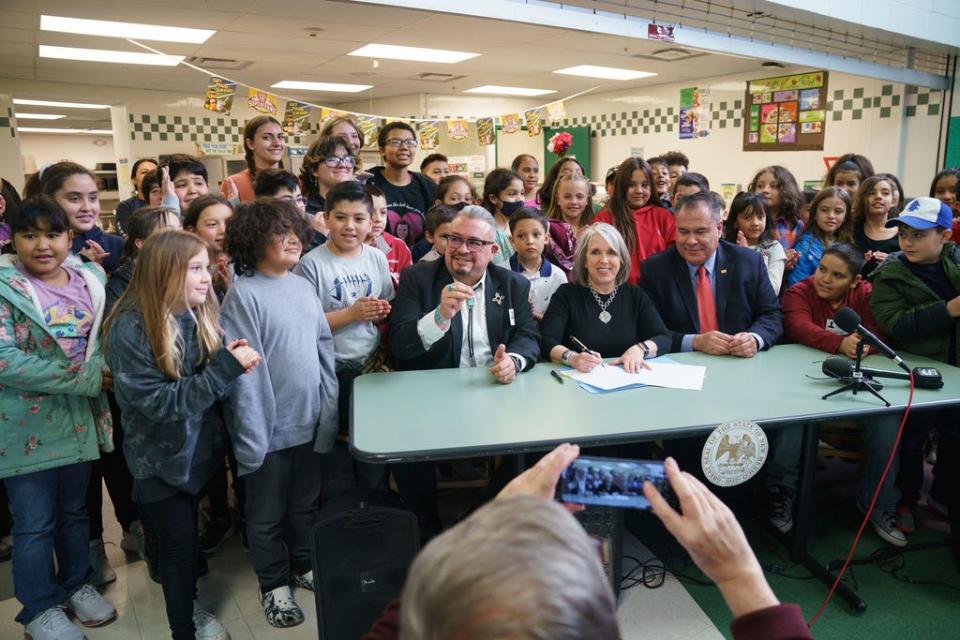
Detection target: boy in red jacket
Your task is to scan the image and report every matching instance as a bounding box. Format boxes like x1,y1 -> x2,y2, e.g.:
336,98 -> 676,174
769,243 -> 905,547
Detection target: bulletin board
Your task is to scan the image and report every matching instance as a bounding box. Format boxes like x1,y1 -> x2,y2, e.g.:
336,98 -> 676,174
743,71 -> 828,152
543,126 -> 592,178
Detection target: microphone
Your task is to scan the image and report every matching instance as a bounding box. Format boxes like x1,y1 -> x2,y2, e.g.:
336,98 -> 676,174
833,307 -> 910,373
822,356 -> 944,390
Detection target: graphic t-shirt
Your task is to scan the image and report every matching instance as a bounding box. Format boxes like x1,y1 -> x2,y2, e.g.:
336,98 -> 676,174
20,266 -> 94,364
369,168 -> 436,246
294,243 -> 395,367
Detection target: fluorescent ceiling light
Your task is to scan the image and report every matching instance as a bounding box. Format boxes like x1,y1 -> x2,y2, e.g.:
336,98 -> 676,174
464,85 -> 556,97
553,65 -> 657,81
14,99 -> 110,109
19,127 -> 113,135
349,43 -> 479,64
15,113 -> 66,120
41,15 -> 214,43
272,80 -> 372,93
39,45 -> 184,66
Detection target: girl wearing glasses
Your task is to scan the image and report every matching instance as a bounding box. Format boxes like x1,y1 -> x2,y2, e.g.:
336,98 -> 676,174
221,115 -> 286,203
300,135 -> 358,217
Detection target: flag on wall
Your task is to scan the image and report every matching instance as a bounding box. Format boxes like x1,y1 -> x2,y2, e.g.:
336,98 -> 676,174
447,119 -> 470,142
418,121 -> 440,150
502,113 -> 521,134
203,77 -> 236,115
247,88 -> 280,116
282,100 -> 311,135
546,101 -> 566,123
525,108 -> 543,137
476,118 -> 496,146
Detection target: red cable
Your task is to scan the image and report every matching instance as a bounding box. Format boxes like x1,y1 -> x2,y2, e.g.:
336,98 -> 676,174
807,372 -> 916,627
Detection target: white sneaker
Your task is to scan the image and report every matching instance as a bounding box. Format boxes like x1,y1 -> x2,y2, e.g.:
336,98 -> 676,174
24,606 -> 85,640
88,539 -> 116,586
193,603 -> 230,640
261,585 -> 304,628
66,584 -> 116,627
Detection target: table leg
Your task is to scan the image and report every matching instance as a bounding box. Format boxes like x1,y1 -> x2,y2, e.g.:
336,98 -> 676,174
789,421 -> 867,613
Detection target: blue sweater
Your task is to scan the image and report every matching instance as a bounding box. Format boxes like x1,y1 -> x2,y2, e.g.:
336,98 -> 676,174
106,309 -> 245,501
72,226 -> 124,273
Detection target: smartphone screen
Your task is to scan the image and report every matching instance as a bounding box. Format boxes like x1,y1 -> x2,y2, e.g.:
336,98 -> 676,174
558,455 -> 671,510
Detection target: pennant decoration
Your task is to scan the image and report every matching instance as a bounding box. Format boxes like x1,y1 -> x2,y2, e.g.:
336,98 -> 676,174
282,100 -> 311,135
546,101 -> 566,123
524,108 -> 544,137
247,88 -> 280,116
355,115 -> 381,147
446,119 -> 470,142
476,117 -> 496,146
502,113 -> 522,134
318,107 -> 344,128
203,77 -> 236,115
418,121 -> 440,150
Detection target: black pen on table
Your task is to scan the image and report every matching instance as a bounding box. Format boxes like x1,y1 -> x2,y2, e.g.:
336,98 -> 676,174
570,335 -> 605,367
551,369 -> 565,384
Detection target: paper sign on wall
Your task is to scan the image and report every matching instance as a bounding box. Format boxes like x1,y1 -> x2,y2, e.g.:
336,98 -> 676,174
418,121 -> 440,150
355,115 -> 381,147
247,88 -> 280,116
502,113 -> 521,134
282,100 -> 311,135
476,118 -> 496,146
546,101 -> 566,123
524,108 -> 543,137
447,119 -> 470,142
203,77 -> 236,115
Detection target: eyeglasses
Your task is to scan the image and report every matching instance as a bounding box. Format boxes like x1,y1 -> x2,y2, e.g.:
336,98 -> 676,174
384,138 -> 418,149
446,234 -> 494,253
323,155 -> 356,168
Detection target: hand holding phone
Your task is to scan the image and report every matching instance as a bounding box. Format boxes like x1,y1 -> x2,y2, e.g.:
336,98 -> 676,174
557,455 -> 673,510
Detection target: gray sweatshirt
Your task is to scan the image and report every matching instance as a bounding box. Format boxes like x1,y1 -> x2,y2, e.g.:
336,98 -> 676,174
220,271 -> 339,476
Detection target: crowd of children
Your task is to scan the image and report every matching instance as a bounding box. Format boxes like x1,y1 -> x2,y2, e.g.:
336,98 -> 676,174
1,112 -> 959,639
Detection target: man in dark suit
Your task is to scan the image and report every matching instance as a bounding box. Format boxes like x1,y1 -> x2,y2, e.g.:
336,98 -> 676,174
639,191 -> 783,356
388,205 -> 540,530
639,191 -> 783,510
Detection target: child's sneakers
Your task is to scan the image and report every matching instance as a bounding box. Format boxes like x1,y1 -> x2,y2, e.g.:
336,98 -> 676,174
65,583 -> 117,627
261,585 -> 304,628
193,603 -> 230,640
292,570 -> 314,592
24,606 -> 85,640
859,504 -> 907,547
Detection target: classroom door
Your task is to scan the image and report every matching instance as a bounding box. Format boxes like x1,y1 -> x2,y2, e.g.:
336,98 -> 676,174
542,126 -> 591,178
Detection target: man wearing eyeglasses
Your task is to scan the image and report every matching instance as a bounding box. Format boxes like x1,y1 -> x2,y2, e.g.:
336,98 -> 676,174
368,122 -> 438,248
389,205 -> 540,532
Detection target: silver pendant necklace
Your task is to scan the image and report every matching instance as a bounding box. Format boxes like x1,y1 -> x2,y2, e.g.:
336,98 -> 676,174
590,285 -> 618,324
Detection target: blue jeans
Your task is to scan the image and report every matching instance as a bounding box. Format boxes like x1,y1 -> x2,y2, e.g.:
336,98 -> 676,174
764,415 -> 902,512
4,462 -> 92,624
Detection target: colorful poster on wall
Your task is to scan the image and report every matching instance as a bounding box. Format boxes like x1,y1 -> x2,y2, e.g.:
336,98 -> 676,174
247,88 -> 280,116
282,100 -> 311,135
418,121 -> 440,150
502,113 -> 522,134
679,87 -> 710,139
743,71 -> 828,151
355,115 -> 381,146
524,109 -> 543,136
476,117 -> 496,146
203,77 -> 236,115
546,101 -> 566,123
447,119 -> 470,142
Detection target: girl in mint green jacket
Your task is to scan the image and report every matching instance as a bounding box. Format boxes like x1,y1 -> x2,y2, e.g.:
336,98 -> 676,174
0,197 -> 115,638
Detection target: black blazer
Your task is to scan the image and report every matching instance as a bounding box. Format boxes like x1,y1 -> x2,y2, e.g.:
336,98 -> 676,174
639,240 -> 783,353
389,259 -> 540,372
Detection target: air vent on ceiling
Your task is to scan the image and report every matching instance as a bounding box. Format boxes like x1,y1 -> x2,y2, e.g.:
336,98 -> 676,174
184,56 -> 252,71
633,48 -> 702,62
409,72 -> 468,83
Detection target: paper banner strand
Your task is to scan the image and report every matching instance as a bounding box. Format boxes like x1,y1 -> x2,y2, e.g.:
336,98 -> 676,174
447,119 -> 470,142
418,121 -> 440,150
247,88 -> 280,116
476,117 -> 496,146
525,108 -> 544,137
203,77 -> 236,116
283,100 -> 311,135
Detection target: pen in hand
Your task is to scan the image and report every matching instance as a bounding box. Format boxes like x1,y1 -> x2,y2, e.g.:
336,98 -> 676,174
570,335 -> 605,367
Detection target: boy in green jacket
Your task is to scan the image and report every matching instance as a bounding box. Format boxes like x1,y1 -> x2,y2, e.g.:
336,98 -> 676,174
870,196 -> 959,565
0,197 -> 116,639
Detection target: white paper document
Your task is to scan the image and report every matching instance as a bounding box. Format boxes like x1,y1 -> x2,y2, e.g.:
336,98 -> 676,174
565,360 -> 706,391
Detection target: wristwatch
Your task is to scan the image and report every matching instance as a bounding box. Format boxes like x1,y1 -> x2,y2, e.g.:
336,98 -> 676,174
560,349 -> 573,365
510,355 -> 522,373
637,342 -> 650,357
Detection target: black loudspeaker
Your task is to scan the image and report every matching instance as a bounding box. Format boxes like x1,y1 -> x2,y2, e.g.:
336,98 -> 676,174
311,490 -> 420,640
575,506 -> 623,598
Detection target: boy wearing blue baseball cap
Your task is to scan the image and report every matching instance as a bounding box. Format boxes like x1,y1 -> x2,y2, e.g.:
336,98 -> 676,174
870,196 -> 959,565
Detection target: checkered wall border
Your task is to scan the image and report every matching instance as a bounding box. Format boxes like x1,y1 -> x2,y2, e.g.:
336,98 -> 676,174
1,107 -> 14,138
128,113 -> 318,144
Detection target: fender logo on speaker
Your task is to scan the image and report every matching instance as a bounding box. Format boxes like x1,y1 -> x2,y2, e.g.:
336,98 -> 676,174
360,572 -> 379,593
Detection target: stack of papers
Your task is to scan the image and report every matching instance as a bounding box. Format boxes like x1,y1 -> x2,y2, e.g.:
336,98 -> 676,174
562,358 -> 706,394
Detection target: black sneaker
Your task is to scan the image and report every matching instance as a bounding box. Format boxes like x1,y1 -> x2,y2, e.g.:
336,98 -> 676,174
199,517 -> 235,555
766,488 -> 795,534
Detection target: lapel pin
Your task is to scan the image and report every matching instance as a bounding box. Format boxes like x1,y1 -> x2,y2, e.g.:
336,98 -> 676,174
720,269 -> 728,274
492,292 -> 505,305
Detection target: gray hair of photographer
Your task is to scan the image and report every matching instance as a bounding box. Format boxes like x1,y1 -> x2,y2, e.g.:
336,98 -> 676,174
399,444 -> 795,640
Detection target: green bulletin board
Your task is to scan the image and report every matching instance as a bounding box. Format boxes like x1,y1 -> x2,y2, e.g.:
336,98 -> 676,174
543,126 -> 591,178
946,117 -> 960,168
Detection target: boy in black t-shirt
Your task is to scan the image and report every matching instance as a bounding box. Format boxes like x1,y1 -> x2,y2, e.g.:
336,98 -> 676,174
368,121 -> 437,247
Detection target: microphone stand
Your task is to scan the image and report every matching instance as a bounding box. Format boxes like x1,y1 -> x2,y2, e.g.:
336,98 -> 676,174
822,341 -> 891,406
